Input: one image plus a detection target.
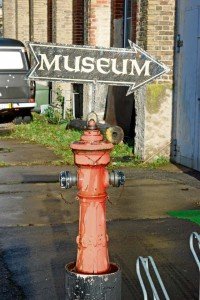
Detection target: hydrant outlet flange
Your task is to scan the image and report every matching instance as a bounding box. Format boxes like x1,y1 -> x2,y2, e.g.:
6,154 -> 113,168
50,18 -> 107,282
59,171 -> 77,189
109,170 -> 125,187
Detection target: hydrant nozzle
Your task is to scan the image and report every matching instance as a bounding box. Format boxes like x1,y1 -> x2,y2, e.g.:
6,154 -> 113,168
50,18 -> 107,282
109,170 -> 125,187
59,171 -> 77,189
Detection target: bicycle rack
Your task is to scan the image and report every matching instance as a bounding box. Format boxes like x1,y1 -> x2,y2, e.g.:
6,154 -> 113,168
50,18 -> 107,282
189,232 -> 200,298
136,256 -> 170,300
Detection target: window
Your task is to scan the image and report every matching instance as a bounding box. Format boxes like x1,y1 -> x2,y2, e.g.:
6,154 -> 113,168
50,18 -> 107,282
0,51 -> 24,70
123,0 -> 132,47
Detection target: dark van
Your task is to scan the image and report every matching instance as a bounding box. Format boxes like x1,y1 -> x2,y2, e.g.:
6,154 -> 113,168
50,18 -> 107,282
0,38 -> 35,123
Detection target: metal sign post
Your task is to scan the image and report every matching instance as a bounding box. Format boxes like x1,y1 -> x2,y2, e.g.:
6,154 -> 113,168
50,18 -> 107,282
91,83 -> 96,111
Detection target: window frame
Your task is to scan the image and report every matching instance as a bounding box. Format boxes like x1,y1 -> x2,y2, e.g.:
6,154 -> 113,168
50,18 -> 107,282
123,0 -> 133,48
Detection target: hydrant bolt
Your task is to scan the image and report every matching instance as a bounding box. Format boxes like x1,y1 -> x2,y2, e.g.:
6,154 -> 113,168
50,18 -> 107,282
59,171 -> 77,189
109,170 -> 125,187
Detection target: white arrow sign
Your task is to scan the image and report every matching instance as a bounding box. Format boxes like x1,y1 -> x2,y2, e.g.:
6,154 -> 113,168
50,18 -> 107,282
28,40 -> 170,95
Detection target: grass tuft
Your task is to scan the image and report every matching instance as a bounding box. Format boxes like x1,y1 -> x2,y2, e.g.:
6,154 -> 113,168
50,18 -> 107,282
0,161 -> 9,167
143,156 -> 170,169
0,113 -> 170,168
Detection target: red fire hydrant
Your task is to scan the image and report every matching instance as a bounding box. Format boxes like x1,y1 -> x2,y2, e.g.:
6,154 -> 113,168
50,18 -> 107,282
60,113 -> 125,299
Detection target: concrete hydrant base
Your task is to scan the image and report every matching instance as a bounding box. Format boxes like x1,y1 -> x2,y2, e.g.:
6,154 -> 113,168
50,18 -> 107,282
65,262 -> 121,300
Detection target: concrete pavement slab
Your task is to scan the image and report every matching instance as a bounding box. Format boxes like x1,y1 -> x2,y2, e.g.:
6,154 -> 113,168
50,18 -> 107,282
0,139 -> 59,165
0,219 -> 198,299
0,179 -> 199,226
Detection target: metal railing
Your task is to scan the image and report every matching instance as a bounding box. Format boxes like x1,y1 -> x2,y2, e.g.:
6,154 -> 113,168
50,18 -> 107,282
190,232 -> 200,270
136,256 -> 170,300
189,232 -> 200,297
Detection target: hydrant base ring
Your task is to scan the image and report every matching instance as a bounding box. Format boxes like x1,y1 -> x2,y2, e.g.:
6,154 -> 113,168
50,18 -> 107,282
65,262 -> 121,300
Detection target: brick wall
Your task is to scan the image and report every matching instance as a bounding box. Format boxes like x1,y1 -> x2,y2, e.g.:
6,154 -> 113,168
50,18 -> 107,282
87,0 -> 111,46
73,0 -> 84,45
135,0 -> 175,160
16,0 -> 30,42
137,0 -> 175,82
3,0 -> 47,43
53,0 -> 72,44
32,0 -> 48,42
52,0 -> 73,108
3,0 -> 16,38
147,0 -> 175,82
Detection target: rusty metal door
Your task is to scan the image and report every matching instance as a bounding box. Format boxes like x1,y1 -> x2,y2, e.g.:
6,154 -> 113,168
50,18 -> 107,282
173,0 -> 200,171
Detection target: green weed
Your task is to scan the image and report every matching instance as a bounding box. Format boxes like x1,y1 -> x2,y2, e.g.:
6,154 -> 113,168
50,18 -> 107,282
0,161 -> 9,167
144,156 -> 170,169
0,114 -> 170,168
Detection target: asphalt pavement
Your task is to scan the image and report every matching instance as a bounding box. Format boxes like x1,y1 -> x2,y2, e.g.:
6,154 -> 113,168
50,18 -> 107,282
0,137 -> 199,299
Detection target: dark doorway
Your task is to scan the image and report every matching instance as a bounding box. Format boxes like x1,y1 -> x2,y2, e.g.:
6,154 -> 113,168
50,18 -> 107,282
105,86 -> 135,145
73,84 -> 83,118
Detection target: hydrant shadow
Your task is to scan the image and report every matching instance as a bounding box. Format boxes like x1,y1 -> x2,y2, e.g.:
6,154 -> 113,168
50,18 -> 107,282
40,183 -> 78,299
0,245 -> 28,298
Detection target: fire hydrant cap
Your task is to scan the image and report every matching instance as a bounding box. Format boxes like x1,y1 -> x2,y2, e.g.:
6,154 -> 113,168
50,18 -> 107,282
87,119 -> 97,130
70,124 -> 114,151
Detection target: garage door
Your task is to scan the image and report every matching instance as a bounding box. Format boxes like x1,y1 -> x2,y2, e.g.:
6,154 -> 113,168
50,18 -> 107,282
173,0 -> 200,171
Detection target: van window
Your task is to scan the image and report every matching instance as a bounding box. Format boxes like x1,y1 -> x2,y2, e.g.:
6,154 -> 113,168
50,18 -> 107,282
0,50 -> 25,70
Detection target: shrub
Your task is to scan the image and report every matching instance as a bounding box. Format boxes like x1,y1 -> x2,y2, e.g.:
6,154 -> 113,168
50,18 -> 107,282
44,106 -> 62,124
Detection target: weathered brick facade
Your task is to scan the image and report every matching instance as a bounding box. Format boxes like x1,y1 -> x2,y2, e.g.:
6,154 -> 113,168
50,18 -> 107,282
87,0 -> 111,47
135,0 -> 175,160
147,0 -> 175,82
31,0 -> 48,42
137,0 -> 175,82
52,0 -> 73,108
3,0 -> 17,38
3,0 -> 73,44
73,0 -> 84,45
16,0 -> 30,41
53,0 -> 72,44
3,0 -> 48,43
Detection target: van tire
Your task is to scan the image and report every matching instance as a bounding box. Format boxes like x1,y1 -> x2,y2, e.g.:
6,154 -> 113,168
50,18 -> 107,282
23,115 -> 32,124
13,116 -> 23,125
